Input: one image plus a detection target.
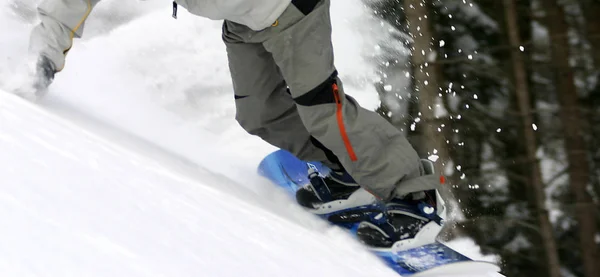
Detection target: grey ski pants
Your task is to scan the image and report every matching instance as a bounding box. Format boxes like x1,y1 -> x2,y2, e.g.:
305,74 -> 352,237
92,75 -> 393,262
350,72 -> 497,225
222,0 -> 439,200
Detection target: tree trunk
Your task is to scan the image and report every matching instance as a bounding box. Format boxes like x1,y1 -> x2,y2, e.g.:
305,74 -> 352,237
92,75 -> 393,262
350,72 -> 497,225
582,0 -> 600,69
582,0 -> 600,218
503,1 -> 562,276
539,1 -> 600,276
403,0 -> 450,174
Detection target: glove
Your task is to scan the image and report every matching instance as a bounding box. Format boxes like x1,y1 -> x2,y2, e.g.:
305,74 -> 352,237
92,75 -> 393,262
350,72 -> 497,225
33,55 -> 56,93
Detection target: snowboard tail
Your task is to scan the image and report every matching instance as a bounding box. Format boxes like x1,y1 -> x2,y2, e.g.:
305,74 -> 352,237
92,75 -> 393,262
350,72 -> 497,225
375,242 -> 471,275
258,149 -> 501,276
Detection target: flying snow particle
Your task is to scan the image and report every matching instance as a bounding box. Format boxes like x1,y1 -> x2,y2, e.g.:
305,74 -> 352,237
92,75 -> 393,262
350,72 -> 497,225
428,155 -> 439,162
384,85 -> 393,91
532,123 -> 538,131
439,40 -> 446,47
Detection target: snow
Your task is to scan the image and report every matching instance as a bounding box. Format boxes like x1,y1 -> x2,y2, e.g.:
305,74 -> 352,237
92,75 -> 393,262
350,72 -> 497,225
504,233 -> 533,253
0,1 -> 500,276
0,91 -> 392,277
537,147 -> 568,225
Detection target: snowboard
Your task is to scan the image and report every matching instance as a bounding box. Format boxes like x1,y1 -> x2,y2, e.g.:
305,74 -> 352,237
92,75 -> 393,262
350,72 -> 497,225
258,149 -> 501,276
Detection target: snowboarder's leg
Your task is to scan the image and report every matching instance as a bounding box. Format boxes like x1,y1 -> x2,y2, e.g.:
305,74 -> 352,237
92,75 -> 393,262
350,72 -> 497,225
222,26 -> 347,172
262,0 -> 439,201
260,0 -> 447,247
224,0 -> 445,248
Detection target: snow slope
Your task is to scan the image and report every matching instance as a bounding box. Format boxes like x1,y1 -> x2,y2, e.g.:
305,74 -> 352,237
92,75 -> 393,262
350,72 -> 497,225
0,1 -> 502,276
0,91 -> 396,277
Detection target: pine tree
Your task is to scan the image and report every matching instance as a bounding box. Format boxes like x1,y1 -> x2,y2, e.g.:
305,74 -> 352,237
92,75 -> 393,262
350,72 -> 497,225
538,0 -> 599,276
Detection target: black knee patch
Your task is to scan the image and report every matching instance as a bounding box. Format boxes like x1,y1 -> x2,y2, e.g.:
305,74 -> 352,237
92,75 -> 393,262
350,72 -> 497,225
294,71 -> 338,106
292,0 -> 320,15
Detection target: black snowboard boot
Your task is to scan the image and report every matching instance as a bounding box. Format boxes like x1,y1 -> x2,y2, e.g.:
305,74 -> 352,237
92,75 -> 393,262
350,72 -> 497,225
355,159 -> 444,248
295,168 -> 360,209
355,192 -> 439,248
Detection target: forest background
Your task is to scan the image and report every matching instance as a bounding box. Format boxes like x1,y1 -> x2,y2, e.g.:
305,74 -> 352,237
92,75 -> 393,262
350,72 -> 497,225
366,0 -> 600,276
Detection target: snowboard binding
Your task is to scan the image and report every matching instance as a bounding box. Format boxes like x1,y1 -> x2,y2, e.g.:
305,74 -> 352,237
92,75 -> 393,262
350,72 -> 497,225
295,159 -> 448,250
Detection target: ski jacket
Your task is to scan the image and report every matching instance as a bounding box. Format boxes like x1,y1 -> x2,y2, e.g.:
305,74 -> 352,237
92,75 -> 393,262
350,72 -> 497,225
29,0 -> 292,71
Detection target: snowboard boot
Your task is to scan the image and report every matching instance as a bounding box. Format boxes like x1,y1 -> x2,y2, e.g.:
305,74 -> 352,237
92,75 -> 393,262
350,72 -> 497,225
295,167 -> 382,227
355,159 -> 446,248
295,168 -> 361,209
355,192 -> 441,248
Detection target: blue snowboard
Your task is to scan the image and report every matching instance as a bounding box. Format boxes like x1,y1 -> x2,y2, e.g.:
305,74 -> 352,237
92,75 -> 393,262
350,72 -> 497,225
258,149 -> 501,276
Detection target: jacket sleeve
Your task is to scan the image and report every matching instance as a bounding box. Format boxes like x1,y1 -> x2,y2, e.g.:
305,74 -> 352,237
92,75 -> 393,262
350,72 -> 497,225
29,0 -> 101,72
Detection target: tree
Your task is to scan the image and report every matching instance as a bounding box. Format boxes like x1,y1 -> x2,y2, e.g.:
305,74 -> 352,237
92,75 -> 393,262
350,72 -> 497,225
582,0 -> 600,71
503,0 -> 562,276
403,0 -> 451,174
582,0 -> 600,209
539,0 -> 600,276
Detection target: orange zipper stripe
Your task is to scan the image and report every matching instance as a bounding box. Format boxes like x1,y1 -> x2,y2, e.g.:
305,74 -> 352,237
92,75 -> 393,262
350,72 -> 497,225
58,0 -> 93,72
332,83 -> 358,162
